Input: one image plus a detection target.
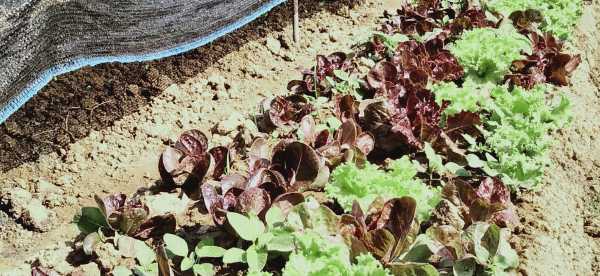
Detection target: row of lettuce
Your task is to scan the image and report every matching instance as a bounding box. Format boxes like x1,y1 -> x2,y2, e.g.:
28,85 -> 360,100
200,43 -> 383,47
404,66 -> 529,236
73,0 -> 582,275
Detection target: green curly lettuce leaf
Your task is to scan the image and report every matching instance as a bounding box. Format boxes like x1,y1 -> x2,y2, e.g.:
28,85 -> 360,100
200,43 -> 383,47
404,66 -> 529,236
449,25 -> 531,84
326,157 -> 441,221
481,84 -> 571,189
431,79 -> 490,116
282,231 -> 390,276
486,0 -> 583,40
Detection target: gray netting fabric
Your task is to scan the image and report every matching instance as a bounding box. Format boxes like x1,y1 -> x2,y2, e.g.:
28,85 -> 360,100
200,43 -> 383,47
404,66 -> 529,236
0,0 -> 285,123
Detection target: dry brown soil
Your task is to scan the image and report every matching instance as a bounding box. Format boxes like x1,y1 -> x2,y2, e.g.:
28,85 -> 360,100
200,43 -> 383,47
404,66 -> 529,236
0,0 -> 599,275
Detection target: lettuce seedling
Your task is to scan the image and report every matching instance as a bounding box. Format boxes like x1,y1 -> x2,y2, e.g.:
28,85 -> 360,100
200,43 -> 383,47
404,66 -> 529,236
201,138 -> 330,225
437,177 -> 519,228
506,32 -> 581,89
449,25 -> 532,84
481,85 -> 570,189
288,52 -> 355,98
163,233 -> 218,276
300,114 -> 374,168
380,0 -> 455,36
259,95 -> 314,131
486,0 -> 583,40
76,193 -> 176,240
326,70 -> 364,99
159,130 -> 231,199
282,230 -> 391,276
327,157 -> 441,221
165,207 -> 295,275
405,222 -> 519,275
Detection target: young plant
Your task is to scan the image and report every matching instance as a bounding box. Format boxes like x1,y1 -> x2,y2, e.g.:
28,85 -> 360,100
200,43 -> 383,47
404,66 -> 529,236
449,24 -> 532,84
75,193 -> 176,259
480,85 -> 570,189
405,222 -> 519,275
287,52 -> 355,98
163,233 -> 217,276
338,197 -> 439,275
431,177 -> 519,229
259,95 -> 314,131
224,208 -> 296,273
282,231 -> 391,276
300,114 -> 375,168
486,0 -> 583,40
327,157 -> 441,221
506,32 -> 581,89
158,130 -> 231,199
326,70 -> 364,98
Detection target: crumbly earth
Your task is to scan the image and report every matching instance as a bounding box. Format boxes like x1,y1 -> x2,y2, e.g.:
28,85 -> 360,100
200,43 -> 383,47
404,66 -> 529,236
0,0 -> 599,275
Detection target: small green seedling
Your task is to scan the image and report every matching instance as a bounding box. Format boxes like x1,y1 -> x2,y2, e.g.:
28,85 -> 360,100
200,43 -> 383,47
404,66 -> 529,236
223,207 -> 295,272
326,70 -> 363,98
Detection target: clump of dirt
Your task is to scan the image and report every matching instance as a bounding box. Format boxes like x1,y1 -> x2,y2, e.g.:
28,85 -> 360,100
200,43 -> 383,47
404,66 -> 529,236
511,2 -> 600,275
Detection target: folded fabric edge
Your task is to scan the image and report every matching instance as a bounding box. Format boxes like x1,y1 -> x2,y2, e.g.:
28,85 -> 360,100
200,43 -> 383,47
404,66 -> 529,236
0,0 -> 286,124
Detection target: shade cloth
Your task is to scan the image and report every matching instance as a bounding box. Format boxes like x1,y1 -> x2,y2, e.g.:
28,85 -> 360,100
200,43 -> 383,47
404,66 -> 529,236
0,0 -> 286,123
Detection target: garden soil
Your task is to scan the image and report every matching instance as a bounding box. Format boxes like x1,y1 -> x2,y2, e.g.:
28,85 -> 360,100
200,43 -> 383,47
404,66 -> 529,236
0,0 -> 599,275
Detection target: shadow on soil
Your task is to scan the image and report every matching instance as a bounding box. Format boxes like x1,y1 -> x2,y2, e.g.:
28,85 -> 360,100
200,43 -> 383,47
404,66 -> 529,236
0,0 -> 361,172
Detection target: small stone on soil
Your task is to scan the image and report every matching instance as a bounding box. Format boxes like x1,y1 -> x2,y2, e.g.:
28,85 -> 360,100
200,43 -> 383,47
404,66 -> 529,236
22,199 -> 55,232
266,36 -> 282,55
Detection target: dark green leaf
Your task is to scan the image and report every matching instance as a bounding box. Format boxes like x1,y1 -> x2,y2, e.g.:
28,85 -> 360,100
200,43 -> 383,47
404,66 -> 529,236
482,224 -> 501,257
75,207 -> 109,234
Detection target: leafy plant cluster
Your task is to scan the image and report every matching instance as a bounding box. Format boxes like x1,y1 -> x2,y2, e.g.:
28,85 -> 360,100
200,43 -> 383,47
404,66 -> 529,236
485,0 -> 583,40
72,0 -> 583,275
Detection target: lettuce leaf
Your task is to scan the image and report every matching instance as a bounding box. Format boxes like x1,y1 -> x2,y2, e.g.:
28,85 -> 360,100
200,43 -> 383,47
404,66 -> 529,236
481,85 -> 571,189
326,157 -> 441,221
282,231 -> 390,276
449,25 -> 531,84
431,79 -> 489,116
486,0 -> 583,40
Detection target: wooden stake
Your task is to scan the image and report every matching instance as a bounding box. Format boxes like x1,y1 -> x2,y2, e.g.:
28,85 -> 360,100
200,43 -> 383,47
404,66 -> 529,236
293,0 -> 300,43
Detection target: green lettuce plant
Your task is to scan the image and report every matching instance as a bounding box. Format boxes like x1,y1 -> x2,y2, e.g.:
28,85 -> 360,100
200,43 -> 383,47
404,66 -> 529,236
478,85 -> 570,189
485,0 -> 583,40
326,157 -> 441,221
449,25 -> 531,84
282,231 -> 390,276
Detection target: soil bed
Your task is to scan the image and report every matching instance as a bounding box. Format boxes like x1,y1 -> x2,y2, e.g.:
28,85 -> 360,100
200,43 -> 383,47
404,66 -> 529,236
0,0 -> 599,275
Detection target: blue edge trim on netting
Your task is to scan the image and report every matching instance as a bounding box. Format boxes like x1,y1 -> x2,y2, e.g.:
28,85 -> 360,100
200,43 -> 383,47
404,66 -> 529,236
0,0 -> 286,124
